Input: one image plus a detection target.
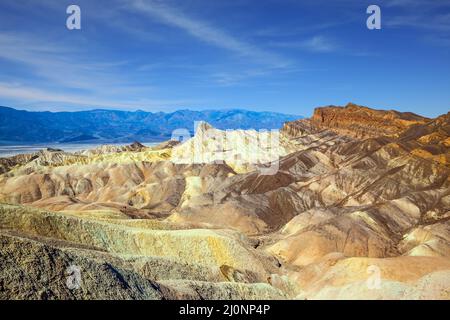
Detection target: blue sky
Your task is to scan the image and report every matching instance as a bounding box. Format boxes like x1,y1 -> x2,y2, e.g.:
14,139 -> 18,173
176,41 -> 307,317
0,0 -> 449,117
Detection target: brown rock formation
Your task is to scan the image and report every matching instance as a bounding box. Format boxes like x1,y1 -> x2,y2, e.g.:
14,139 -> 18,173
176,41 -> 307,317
308,103 -> 428,139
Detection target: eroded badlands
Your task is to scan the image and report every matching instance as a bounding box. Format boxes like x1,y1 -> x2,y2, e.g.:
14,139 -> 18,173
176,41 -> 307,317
1,103 -> 449,299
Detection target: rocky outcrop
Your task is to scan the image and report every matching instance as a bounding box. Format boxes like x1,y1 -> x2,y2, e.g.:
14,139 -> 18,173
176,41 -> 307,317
0,230 -> 162,300
281,119 -> 318,139
76,141 -> 148,157
398,112 -> 450,165
309,103 -> 428,139
0,204 -> 288,300
0,153 -> 37,174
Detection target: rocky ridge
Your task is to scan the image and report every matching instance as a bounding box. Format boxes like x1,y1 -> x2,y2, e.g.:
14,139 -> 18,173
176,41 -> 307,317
305,103 -> 429,139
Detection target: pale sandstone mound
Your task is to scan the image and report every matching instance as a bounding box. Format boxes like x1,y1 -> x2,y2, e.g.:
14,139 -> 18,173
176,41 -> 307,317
171,122 -> 285,174
399,222 -> 450,257
290,254 -> 450,300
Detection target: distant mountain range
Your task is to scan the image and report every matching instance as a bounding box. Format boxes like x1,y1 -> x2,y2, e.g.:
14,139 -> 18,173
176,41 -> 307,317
0,106 -> 301,144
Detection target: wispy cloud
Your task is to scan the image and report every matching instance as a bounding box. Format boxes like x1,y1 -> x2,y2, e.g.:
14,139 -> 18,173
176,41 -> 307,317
386,13 -> 450,32
0,31 -> 198,110
0,33 -> 130,92
302,36 -> 337,52
384,0 -> 450,31
128,0 -> 290,68
212,69 -> 274,87
385,0 -> 450,9
0,82 -> 196,111
252,21 -> 349,39
269,35 -> 338,53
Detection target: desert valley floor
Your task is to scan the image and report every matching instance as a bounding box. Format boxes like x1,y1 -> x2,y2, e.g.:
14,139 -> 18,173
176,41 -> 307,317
0,103 -> 449,300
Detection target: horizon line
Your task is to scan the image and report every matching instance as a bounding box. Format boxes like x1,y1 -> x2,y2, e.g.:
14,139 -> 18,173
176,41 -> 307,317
0,105 -> 304,117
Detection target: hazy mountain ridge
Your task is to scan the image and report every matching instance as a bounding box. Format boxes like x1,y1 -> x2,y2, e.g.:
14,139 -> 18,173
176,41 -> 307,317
0,106 -> 300,143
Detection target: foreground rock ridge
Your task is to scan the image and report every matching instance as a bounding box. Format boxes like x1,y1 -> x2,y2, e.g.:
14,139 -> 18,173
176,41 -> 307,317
0,103 -> 449,300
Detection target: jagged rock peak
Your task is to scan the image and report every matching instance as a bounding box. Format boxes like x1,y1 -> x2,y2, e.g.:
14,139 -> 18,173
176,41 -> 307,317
195,121 -> 214,134
129,141 -> 146,151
